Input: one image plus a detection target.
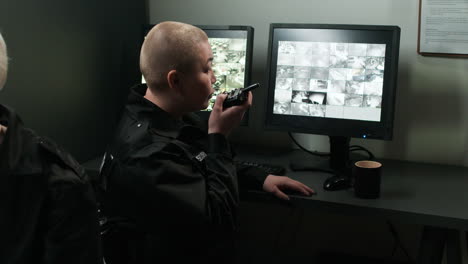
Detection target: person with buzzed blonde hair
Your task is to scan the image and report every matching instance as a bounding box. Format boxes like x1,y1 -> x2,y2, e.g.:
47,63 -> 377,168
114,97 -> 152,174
99,21 -> 314,263
0,32 -> 102,264
140,21 -> 209,90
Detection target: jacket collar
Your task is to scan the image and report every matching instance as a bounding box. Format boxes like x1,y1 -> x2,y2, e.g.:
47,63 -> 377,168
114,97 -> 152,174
127,84 -> 206,141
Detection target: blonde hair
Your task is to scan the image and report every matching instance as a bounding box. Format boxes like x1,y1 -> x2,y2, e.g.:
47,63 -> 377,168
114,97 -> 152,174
140,21 -> 208,91
0,33 -> 7,90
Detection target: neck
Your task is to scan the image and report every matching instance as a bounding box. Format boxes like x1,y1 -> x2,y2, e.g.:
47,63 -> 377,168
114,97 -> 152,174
144,87 -> 184,119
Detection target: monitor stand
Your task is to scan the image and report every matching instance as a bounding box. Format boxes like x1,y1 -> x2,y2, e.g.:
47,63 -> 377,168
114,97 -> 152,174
289,136 -> 352,189
329,136 -> 351,174
326,136 -> 352,189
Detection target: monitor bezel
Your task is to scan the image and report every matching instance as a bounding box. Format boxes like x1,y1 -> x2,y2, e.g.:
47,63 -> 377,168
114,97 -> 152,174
264,23 -> 400,140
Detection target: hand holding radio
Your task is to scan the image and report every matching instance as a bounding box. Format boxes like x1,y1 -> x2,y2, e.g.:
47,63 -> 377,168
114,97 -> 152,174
208,83 -> 259,136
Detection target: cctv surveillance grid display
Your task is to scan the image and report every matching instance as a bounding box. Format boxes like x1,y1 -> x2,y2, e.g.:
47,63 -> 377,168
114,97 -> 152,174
265,24 -> 400,140
275,42 -> 385,121
142,25 -> 253,115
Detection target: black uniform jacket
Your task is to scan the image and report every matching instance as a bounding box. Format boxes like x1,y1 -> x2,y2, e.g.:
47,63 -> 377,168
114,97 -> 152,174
100,84 -> 268,262
0,104 -> 102,264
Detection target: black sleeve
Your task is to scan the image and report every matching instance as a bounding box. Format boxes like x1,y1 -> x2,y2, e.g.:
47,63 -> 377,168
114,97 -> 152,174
112,133 -> 240,232
236,164 -> 268,192
227,144 -> 268,192
44,163 -> 102,264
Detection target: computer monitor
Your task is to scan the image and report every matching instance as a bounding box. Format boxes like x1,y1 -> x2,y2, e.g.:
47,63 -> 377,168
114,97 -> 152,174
264,23 -> 400,175
141,24 -> 254,121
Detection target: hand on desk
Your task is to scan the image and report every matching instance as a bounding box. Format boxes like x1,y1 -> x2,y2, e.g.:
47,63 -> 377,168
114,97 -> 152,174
262,175 -> 315,200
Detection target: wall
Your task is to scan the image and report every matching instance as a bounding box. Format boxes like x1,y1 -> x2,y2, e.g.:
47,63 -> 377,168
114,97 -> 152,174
0,0 -> 147,162
148,0 -> 468,167
148,0 -> 468,262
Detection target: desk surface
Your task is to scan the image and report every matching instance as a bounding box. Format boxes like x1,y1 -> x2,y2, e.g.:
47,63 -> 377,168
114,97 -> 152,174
235,147 -> 468,231
83,147 -> 468,231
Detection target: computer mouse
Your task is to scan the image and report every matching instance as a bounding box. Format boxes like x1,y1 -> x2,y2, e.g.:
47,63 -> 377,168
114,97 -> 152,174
323,175 -> 351,191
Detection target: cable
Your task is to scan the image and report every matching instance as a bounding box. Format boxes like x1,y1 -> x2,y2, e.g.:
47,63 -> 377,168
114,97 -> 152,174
390,239 -> 398,259
288,133 -> 376,174
289,133 -> 375,160
386,220 -> 415,264
349,145 -> 375,160
288,132 -> 330,157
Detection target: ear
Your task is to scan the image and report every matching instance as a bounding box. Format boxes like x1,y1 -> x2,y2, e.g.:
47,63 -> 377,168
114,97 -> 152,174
167,69 -> 183,95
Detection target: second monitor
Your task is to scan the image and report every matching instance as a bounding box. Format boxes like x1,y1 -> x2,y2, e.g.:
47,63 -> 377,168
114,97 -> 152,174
264,23 -> 401,176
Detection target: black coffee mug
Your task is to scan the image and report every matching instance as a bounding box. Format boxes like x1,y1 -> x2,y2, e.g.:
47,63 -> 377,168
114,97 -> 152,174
353,160 -> 382,199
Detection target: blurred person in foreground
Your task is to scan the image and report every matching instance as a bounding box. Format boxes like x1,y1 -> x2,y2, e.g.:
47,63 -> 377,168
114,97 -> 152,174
0,32 -> 102,264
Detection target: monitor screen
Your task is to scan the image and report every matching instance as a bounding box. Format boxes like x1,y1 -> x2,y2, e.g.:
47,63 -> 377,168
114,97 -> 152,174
142,25 -> 254,121
265,23 -> 400,173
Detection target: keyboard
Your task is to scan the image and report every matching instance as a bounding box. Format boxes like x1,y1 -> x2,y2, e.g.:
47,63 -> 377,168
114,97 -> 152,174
235,160 -> 287,175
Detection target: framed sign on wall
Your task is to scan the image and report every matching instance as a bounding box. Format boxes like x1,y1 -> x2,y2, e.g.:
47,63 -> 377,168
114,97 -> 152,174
418,0 -> 468,57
